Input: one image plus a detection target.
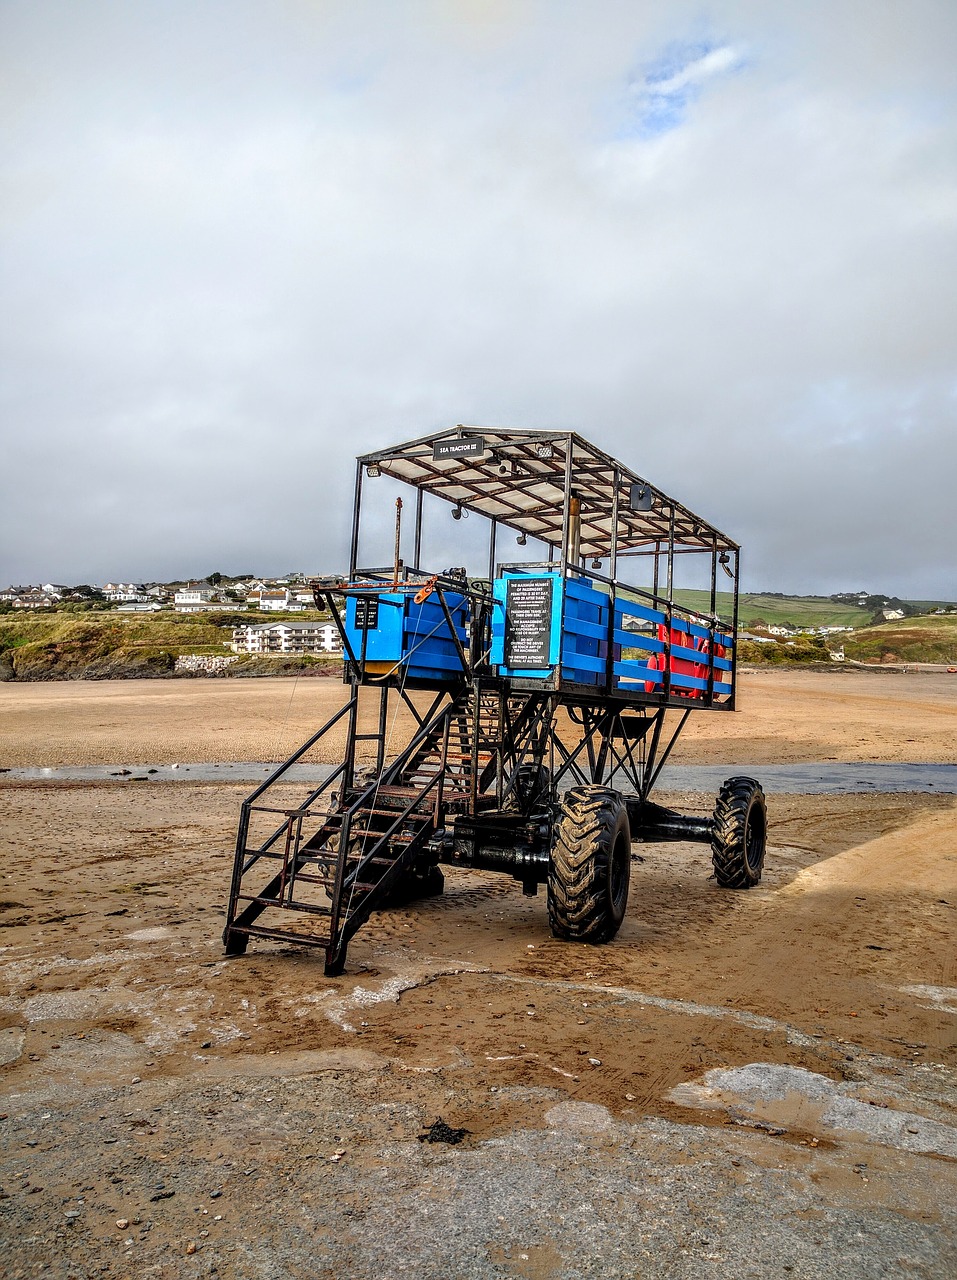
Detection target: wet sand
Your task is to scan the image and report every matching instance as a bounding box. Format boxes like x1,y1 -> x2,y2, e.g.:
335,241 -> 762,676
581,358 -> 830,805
1,671 -> 956,1277
1,667 -> 955,767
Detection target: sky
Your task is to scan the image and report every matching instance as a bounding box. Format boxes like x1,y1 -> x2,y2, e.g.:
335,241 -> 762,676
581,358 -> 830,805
1,0 -> 955,598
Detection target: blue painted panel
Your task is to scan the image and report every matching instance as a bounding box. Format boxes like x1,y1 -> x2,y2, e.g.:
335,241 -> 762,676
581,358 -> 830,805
562,577 -> 610,687
564,578 -> 609,608
406,649 -> 467,674
344,592 -> 405,661
343,589 -> 470,681
670,640 -> 711,665
566,616 -> 608,642
616,666 -> 662,685
615,597 -> 666,626
613,657 -> 652,675
668,671 -> 709,691
404,591 -> 469,679
561,651 -> 606,675
613,628 -> 665,653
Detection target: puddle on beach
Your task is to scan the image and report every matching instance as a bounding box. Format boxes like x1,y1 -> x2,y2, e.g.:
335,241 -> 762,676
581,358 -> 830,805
4,761 -> 956,793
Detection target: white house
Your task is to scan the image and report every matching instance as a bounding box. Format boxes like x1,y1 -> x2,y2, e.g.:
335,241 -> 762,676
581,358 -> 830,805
173,583 -> 217,612
11,589 -> 55,609
103,581 -> 149,602
247,588 -> 306,612
230,622 -> 342,655
175,584 -> 214,604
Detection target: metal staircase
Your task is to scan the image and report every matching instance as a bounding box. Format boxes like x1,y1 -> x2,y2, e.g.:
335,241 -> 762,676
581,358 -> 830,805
223,685 -> 475,974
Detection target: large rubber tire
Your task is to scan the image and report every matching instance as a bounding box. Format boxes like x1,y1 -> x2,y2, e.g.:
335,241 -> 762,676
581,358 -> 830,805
711,777 -> 767,889
383,863 -> 445,906
506,762 -> 551,813
547,786 -> 631,943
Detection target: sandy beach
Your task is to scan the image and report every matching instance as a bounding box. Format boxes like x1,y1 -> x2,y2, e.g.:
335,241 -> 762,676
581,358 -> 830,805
1,670 -> 955,1277
2,668 -> 955,768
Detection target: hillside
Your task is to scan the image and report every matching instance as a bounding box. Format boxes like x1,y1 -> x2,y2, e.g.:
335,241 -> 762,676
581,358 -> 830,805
2,596 -> 955,679
842,615 -> 957,665
670,590 -> 955,629
0,611 -> 333,680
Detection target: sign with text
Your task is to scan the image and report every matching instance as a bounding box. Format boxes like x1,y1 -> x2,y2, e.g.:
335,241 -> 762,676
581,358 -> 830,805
354,596 -> 379,630
432,437 -> 486,461
504,577 -> 554,669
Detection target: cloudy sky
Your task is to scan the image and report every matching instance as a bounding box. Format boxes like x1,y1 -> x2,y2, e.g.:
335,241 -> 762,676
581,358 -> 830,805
2,0 -> 955,597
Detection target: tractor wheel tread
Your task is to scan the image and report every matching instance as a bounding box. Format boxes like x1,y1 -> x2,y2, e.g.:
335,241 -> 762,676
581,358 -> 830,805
547,785 -> 631,944
711,776 -> 767,890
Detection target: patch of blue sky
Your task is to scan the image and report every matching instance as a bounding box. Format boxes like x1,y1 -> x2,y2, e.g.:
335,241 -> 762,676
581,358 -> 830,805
616,36 -> 747,140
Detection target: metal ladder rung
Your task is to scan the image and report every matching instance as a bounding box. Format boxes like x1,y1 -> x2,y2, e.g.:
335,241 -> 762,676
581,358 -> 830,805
235,894 -> 332,916
285,872 -> 334,886
319,878 -> 378,893
234,924 -> 331,948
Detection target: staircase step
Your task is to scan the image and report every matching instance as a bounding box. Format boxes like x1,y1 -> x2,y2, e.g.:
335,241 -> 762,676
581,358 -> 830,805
235,894 -> 332,917
225,689 -> 536,973
348,806 -> 434,821
284,872 -> 335,887
234,924 -> 331,949
316,875 -> 379,893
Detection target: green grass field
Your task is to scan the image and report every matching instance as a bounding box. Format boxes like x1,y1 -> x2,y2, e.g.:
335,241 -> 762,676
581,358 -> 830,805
0,610 -> 331,679
842,615 -> 957,665
672,591 -> 870,628
1,599 -> 954,678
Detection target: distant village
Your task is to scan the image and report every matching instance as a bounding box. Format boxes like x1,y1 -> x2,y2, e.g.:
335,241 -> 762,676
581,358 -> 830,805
0,574 -> 344,657
3,577 -> 954,666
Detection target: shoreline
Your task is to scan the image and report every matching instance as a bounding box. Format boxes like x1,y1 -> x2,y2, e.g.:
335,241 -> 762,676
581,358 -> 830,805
3,759 -> 956,794
3,668 -> 955,768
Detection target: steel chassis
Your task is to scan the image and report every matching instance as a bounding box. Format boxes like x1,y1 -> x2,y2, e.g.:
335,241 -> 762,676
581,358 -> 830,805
223,428 -> 746,975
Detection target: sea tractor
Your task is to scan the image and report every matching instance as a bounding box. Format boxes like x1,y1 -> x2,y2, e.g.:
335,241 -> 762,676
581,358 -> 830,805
223,426 -> 767,975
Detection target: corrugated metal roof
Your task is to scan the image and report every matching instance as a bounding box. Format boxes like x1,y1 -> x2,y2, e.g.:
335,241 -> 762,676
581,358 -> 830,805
359,426 -> 736,557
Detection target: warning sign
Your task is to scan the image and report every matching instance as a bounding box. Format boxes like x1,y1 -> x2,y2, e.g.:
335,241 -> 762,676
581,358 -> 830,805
504,578 -> 553,669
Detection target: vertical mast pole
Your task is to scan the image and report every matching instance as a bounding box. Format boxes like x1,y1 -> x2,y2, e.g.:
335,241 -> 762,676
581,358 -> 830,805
610,467 -> 620,581
348,460 -> 364,578
392,497 -> 403,589
413,487 -> 423,571
559,435 -> 573,578
730,548 -> 740,711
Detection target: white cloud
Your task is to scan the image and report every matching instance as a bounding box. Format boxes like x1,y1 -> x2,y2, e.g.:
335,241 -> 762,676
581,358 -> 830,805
646,43 -> 743,96
0,0 -> 955,597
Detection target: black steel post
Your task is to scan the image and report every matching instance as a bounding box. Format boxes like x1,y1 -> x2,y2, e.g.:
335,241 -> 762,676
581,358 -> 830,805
413,486 -> 424,569
730,548 -> 740,711
708,535 -> 719,704
376,683 -> 389,775
664,506 -> 676,701
610,467 -> 620,581
559,436 -> 573,578
349,461 -> 364,578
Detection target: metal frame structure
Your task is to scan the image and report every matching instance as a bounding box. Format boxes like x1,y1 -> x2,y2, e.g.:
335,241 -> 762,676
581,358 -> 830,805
224,426 -> 757,975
